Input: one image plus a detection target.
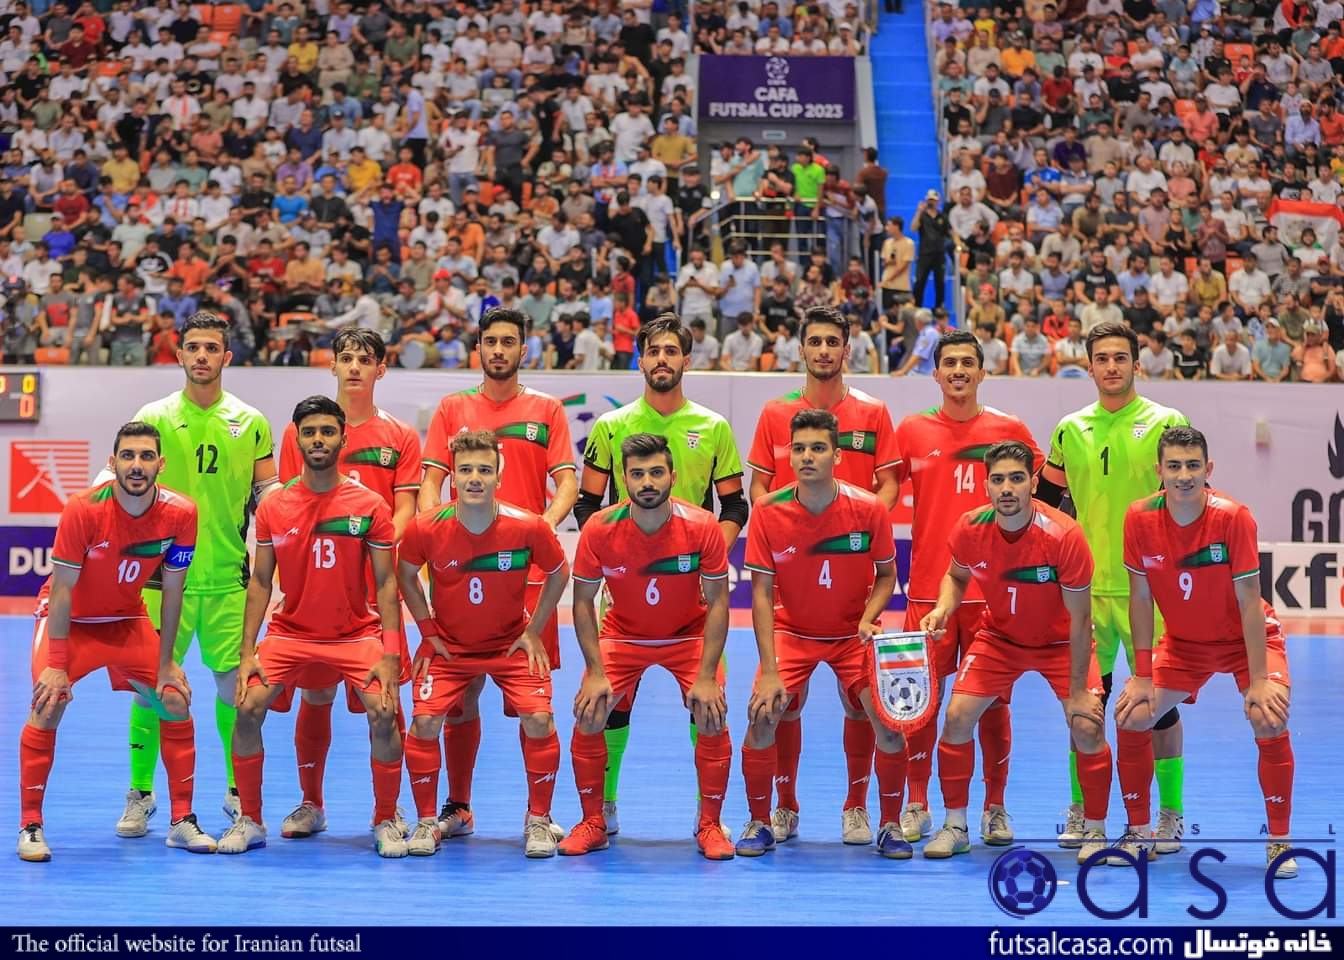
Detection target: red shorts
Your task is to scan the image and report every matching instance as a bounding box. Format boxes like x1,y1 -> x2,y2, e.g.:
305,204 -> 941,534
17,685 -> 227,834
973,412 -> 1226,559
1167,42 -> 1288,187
252,634 -> 391,702
31,615 -> 159,693
412,648 -> 553,719
598,638 -> 723,703
952,631 -> 1104,702
904,600 -> 983,681
267,622 -> 409,713
527,576 -> 561,670
756,631 -> 868,709
1155,630 -> 1291,704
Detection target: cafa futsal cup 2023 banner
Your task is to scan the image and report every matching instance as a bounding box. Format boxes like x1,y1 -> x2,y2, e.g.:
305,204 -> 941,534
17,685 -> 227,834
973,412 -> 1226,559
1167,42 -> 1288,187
697,55 -> 856,123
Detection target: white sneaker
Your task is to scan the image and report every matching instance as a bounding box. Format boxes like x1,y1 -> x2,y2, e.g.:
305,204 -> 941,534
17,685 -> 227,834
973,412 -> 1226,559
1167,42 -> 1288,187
17,823 -> 51,862
1077,827 -> 1108,865
841,807 -> 873,845
1107,828 -> 1156,866
923,823 -> 971,859
437,801 -> 474,838
524,814 -> 559,858
1155,807 -> 1184,854
771,807 -> 799,842
218,815 -> 266,855
1057,802 -> 1085,849
116,789 -> 156,838
899,802 -> 932,842
370,805 -> 410,837
373,818 -> 409,858
407,817 -> 441,857
222,789 -> 241,823
280,802 -> 327,839
165,814 -> 217,854
602,800 -> 620,836
1267,841 -> 1297,879
980,804 -> 1014,846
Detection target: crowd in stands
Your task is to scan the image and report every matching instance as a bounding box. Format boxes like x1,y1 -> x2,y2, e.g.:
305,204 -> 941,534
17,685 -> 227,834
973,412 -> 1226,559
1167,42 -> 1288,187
913,0 -> 1344,382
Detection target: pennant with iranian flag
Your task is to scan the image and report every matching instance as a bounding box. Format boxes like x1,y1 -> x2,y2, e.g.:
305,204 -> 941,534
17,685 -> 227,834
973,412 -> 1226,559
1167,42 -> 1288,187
869,631 -> 938,734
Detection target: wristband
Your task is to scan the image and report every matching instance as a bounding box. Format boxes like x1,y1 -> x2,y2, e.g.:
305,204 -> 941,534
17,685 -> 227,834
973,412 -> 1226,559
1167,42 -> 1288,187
47,636 -> 69,670
382,628 -> 401,656
416,618 -> 442,639
1134,648 -> 1152,678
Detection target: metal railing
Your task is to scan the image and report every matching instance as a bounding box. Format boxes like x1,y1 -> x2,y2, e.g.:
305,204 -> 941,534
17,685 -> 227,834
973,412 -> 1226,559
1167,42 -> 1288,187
686,196 -> 831,264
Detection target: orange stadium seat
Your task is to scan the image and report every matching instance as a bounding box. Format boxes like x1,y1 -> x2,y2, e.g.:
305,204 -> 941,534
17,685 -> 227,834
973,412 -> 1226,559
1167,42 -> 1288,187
34,347 -> 70,365
309,348 -> 334,366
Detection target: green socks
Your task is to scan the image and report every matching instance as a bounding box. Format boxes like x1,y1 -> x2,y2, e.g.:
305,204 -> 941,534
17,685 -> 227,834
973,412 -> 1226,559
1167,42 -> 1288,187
1069,750 -> 1083,806
603,725 -> 630,803
216,697 -> 237,789
129,701 -> 161,793
1155,756 -> 1183,813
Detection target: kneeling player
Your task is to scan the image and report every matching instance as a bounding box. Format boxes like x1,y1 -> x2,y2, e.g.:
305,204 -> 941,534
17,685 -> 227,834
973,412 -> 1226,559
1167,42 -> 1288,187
558,433 -> 736,861
398,429 -> 570,858
919,441 -> 1112,862
20,422 -> 216,861
738,410 -> 912,859
221,397 -> 407,857
1114,427 -> 1295,877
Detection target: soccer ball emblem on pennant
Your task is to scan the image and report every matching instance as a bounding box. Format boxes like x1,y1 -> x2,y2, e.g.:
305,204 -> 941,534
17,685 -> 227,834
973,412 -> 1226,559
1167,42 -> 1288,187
868,631 -> 938,734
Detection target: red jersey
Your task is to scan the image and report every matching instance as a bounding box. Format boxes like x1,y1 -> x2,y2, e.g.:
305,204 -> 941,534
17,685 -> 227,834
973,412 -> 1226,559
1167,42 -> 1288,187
745,481 -> 896,641
572,498 -> 729,644
1122,490 -> 1271,644
279,408 -> 422,510
948,501 -> 1093,648
896,405 -> 1042,602
398,500 -> 565,654
422,385 -> 575,515
43,482 -> 198,621
747,385 -> 902,493
255,478 -> 395,642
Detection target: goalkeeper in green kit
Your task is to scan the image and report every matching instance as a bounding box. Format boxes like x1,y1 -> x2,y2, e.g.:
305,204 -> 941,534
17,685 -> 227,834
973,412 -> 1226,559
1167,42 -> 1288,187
1037,321 -> 1188,857
116,313 -> 279,836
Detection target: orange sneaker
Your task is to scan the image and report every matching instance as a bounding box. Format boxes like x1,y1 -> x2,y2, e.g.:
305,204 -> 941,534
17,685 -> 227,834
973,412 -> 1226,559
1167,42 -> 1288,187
697,820 -> 736,861
557,818 -> 610,856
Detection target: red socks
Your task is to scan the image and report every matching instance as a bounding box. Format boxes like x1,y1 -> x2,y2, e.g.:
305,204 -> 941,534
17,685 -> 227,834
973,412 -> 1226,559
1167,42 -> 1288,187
159,717 -> 197,821
937,738 -> 975,811
232,751 -> 264,824
371,757 -> 402,825
19,724 -> 55,826
773,716 -> 801,811
904,718 -> 936,807
403,733 -> 442,819
444,716 -> 482,806
1256,732 -> 1294,836
570,730 -> 607,820
874,747 -> 908,825
1076,743 -> 1113,822
843,716 -> 875,810
979,702 -> 1011,809
522,730 -> 560,817
741,741 -> 778,823
1117,728 -> 1154,828
294,698 -> 332,809
694,730 -> 732,824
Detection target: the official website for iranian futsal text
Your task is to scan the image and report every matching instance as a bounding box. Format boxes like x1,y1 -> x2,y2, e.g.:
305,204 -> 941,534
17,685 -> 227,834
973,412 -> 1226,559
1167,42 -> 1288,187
988,931 -> 1176,956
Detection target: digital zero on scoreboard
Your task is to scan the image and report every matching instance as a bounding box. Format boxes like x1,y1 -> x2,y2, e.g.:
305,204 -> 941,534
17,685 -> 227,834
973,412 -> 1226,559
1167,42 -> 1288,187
0,370 -> 40,422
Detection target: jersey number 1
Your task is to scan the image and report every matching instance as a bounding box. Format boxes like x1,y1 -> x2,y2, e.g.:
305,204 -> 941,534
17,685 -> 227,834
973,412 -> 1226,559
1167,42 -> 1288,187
1099,445 -> 1109,476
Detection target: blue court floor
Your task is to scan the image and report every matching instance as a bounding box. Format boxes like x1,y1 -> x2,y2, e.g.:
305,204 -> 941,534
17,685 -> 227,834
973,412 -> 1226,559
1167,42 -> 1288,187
1,619 -> 1338,927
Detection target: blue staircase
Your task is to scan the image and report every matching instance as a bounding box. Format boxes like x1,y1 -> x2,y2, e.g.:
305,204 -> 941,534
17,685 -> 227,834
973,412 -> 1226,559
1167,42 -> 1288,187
870,5 -> 952,309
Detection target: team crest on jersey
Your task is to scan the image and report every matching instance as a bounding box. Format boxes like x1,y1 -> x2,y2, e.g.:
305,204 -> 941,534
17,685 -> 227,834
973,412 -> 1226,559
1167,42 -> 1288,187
1210,543 -> 1224,563
379,447 -> 394,467
1036,566 -> 1051,582
526,423 -> 539,442
851,431 -> 865,450
1133,422 -> 1150,440
686,431 -> 701,449
228,420 -> 243,439
849,532 -> 864,551
677,554 -> 693,573
348,516 -> 363,536
498,551 -> 513,571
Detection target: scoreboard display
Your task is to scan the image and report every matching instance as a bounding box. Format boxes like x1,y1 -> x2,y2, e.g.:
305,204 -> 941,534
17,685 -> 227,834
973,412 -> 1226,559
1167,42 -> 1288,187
0,370 -> 40,422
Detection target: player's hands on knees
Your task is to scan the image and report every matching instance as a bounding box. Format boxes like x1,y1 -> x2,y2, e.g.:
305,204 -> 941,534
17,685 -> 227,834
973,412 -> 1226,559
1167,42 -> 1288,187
507,629 -> 551,678
235,655 -> 268,705
1113,676 -> 1154,728
573,673 -> 614,728
749,671 -> 789,726
688,678 -> 727,734
32,667 -> 71,715
1065,691 -> 1104,730
919,608 -> 949,640
366,654 -> 401,709
1243,678 -> 1289,728
156,661 -> 192,706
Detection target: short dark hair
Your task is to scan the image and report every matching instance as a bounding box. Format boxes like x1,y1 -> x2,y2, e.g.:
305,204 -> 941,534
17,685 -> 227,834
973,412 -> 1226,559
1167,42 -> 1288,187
1157,425 -> 1208,462
114,421 -> 161,454
790,408 -> 839,448
985,440 -> 1035,474
799,305 -> 848,344
450,428 -> 501,467
1085,319 -> 1139,361
292,395 -> 345,430
638,312 -> 691,354
620,432 -> 673,471
479,306 -> 527,340
934,329 -> 983,367
332,328 -> 386,362
181,310 -> 230,344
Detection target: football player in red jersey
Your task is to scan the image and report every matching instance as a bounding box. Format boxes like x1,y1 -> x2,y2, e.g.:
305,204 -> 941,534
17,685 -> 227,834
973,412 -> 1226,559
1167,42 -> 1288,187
746,305 -> 902,845
398,429 -> 570,859
274,329 -> 422,841
557,433 -> 736,861
221,397 -> 407,858
894,329 -> 1041,846
737,409 -> 912,859
1115,426 -> 1295,878
917,440 -> 1112,863
418,308 -> 576,841
20,422 -> 216,862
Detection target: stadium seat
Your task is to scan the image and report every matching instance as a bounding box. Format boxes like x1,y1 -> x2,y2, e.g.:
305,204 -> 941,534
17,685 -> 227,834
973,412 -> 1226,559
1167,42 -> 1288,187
34,347 -> 70,365
308,349 -> 334,366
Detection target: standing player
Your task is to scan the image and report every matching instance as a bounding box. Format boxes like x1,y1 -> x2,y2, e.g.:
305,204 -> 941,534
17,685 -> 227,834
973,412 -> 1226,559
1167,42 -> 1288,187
576,313 -> 748,834
894,330 -> 1042,847
556,434 -> 736,861
1114,427 -> 1295,877
219,397 -> 405,858
418,307 -> 576,840
918,441 -> 1112,863
275,329 -> 421,840
398,430 -> 570,859
20,423 -> 217,861
745,304 -> 902,845
120,311 -> 278,838
737,410 -> 911,860
1038,320 -> 1189,852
